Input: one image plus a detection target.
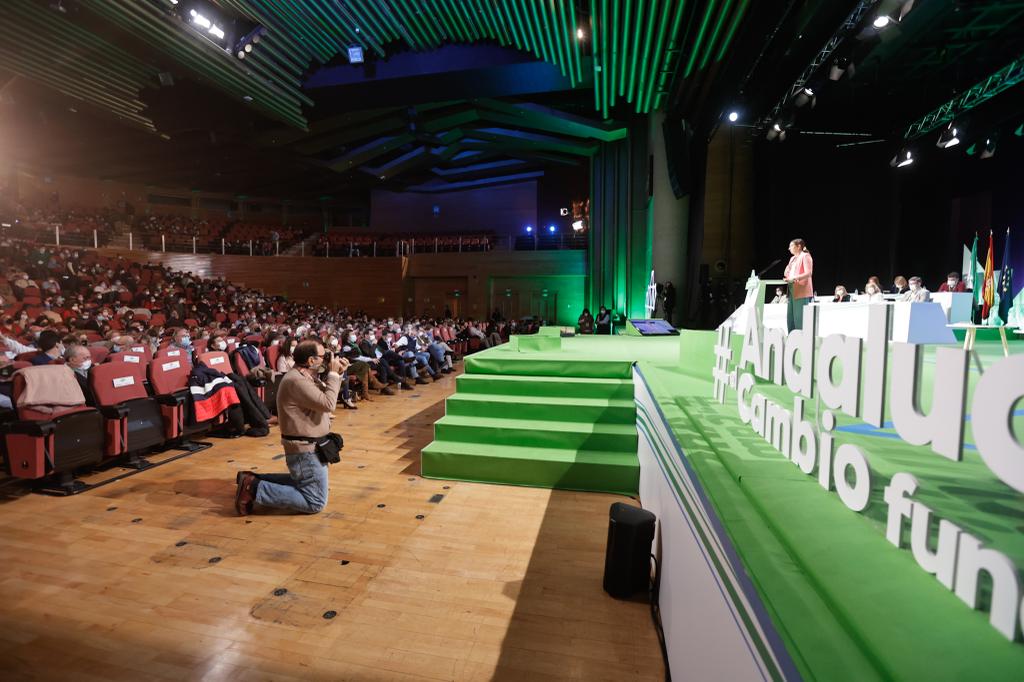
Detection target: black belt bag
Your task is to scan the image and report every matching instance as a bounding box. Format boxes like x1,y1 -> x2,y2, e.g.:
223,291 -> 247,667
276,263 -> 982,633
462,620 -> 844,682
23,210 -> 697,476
283,432 -> 344,464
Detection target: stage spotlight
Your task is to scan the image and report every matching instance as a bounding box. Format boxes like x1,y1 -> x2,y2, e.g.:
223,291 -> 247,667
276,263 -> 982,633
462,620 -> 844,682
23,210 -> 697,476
727,111 -> 739,122
236,50 -> 245,59
873,15 -> 893,29
829,57 -> 854,81
571,220 -> 587,232
525,225 -> 533,234
766,121 -> 785,142
348,45 -> 364,64
209,24 -> 225,40
244,43 -> 253,53
793,86 -> 815,108
190,10 -> 211,30
577,28 -> 585,40
548,225 -> 557,233
980,137 -> 997,159
889,147 -> 914,168
936,122 -> 960,149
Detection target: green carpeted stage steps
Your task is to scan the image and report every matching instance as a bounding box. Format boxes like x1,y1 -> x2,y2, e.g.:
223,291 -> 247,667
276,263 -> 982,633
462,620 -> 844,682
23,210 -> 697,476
422,355 -> 642,495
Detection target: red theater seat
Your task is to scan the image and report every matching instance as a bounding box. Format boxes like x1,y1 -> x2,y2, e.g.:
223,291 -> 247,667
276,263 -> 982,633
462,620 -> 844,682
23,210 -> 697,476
90,362 -> 165,458
108,351 -> 150,366
148,355 -> 211,441
88,346 -> 110,365
1,367 -> 105,492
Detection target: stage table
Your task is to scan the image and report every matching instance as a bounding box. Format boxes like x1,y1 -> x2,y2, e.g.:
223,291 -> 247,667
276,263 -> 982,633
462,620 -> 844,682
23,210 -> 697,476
932,291 -> 974,323
810,301 -> 957,343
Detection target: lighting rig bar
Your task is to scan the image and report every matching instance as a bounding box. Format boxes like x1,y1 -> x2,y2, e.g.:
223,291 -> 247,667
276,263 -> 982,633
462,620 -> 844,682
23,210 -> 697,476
759,0 -> 877,129
902,54 -> 1024,141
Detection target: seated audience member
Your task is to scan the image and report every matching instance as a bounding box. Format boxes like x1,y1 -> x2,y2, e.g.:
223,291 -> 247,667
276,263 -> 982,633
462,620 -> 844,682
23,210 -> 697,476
172,328 -> 193,353
770,287 -> 787,304
891,275 -> 909,295
484,320 -> 503,348
30,330 -> 63,365
596,306 -> 612,335
277,337 -> 297,372
863,281 -> 885,303
832,286 -> 851,303
0,329 -> 35,359
465,319 -> 490,349
901,276 -> 931,302
342,330 -> 394,395
578,308 -> 595,334
63,344 -> 97,406
938,271 -> 967,292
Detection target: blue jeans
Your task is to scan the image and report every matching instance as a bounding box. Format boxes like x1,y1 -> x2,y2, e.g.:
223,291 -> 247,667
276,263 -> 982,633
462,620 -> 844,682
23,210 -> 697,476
254,450 -> 328,514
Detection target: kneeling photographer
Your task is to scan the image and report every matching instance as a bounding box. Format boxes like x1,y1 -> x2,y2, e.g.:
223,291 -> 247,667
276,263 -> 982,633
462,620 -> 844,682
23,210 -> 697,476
235,340 -> 348,515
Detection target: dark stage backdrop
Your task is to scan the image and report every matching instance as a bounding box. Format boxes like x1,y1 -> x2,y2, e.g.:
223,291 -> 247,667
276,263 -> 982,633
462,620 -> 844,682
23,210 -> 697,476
370,182 -> 537,235
752,134 -> 1024,296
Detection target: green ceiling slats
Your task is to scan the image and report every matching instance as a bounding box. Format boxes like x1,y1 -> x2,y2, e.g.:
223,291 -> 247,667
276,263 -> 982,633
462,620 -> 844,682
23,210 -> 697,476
652,0 -> 688,110
635,0 -> 660,113
590,0 -> 601,113
714,0 -> 749,62
539,1 -> 560,76
350,0 -> 399,44
569,1 -> 583,85
642,0 -> 676,112
329,0 -> 386,56
426,0 -> 454,41
556,0 -> 573,85
600,0 -> 610,118
338,0 -> 390,50
608,0 -> 618,107
619,0 -> 630,97
507,0 -> 531,54
682,0 -> 717,79
697,0 -> 734,73
83,0 -> 308,128
626,0 -> 644,104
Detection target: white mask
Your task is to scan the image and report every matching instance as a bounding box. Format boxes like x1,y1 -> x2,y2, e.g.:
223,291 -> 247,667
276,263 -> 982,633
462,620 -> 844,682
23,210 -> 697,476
78,359 -> 92,372
947,279 -> 957,288
214,340 -> 227,351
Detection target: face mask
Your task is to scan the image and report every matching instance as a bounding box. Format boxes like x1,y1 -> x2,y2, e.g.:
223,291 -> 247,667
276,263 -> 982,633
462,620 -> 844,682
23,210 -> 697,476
947,280 -> 957,288
78,359 -> 92,372
112,345 -> 122,353
180,336 -> 192,347
214,340 -> 227,351
348,334 -> 357,344
909,284 -> 919,292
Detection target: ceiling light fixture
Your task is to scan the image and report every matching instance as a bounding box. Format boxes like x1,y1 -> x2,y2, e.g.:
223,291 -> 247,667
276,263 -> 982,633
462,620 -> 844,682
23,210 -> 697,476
889,148 -> 914,168
873,15 -> 892,29
936,122 -> 960,149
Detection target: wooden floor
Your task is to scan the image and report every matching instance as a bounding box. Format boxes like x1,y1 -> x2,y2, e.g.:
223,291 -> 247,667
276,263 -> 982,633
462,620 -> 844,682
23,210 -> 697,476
0,369 -> 664,681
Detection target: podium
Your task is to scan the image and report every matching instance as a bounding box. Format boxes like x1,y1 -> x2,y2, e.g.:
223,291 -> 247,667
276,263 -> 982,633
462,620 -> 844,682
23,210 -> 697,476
725,273 -> 788,334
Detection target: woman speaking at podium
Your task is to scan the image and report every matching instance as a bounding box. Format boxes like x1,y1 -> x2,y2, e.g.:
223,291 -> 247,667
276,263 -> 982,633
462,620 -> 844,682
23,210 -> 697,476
784,238 -> 814,331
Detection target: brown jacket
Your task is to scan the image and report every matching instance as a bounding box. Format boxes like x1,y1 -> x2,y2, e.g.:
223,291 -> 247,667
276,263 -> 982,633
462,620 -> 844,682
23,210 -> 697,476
276,368 -> 341,454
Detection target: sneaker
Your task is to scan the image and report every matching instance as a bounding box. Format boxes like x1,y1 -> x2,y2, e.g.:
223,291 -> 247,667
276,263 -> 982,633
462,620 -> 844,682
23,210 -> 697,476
342,398 -> 358,409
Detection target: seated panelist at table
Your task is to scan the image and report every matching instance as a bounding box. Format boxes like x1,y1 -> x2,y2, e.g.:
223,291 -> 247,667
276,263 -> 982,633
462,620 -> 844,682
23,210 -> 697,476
900,276 -> 931,303
937,271 -> 967,292
832,285 -> 851,303
891,275 -> 909,296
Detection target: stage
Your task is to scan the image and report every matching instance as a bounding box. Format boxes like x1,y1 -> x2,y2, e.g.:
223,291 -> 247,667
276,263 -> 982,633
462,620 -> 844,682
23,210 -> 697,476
422,326 -> 1024,681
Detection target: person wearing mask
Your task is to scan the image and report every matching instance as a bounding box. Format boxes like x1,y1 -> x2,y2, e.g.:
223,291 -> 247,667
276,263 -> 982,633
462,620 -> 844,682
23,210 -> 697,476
901,276 -> 931,303
938,272 -> 967,292
578,308 -> 595,334
863,281 -> 885,303
277,337 -> 297,372
63,344 -> 97,406
30,330 -> 63,365
770,287 -> 787,304
783,238 -> 814,331
234,340 -> 347,515
210,334 -> 229,353
172,328 -> 192,352
358,330 -> 410,390
595,306 -> 612,335
891,276 -> 909,296
832,285 -> 851,303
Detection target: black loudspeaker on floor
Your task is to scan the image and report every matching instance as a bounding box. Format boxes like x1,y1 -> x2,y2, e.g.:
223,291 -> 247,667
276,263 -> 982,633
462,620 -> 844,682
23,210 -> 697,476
603,502 -> 656,599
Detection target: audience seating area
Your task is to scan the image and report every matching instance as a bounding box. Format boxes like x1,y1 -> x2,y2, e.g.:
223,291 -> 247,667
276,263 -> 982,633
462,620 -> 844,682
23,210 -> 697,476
0,238 -> 516,493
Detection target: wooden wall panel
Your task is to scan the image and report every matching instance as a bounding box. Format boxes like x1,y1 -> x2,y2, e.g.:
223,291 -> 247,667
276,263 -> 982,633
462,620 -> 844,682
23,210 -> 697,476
96,248 -> 587,322
98,249 -> 404,317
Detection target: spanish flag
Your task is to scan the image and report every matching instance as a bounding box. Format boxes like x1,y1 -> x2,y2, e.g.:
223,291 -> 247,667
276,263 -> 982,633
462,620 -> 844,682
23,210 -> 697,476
981,229 -> 995,320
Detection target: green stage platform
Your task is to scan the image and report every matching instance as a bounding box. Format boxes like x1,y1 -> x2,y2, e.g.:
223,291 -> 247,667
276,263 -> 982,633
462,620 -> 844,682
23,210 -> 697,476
421,334 -> 679,494
421,325 -> 1024,681
639,333 -> 1024,682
